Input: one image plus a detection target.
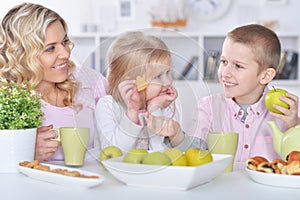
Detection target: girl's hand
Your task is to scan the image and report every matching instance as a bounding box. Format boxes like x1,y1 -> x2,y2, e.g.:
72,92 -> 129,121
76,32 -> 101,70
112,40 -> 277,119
118,80 -> 141,123
147,114 -> 184,146
147,86 -> 178,111
35,125 -> 60,161
270,92 -> 300,129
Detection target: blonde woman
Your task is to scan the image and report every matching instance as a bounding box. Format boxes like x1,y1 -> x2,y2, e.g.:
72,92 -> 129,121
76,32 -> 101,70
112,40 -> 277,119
95,31 -> 191,152
0,3 -> 107,161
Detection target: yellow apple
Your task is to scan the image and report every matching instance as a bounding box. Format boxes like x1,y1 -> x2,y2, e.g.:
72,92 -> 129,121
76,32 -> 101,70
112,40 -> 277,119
100,146 -> 123,162
164,148 -> 187,166
185,148 -> 213,166
265,87 -> 289,114
123,149 -> 148,164
142,152 -> 172,165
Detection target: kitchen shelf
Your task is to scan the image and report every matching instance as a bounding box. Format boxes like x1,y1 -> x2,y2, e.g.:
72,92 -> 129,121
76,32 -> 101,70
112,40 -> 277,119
70,31 -> 300,85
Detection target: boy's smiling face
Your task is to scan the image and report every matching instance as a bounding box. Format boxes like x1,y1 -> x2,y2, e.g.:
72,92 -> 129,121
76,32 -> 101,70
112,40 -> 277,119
218,37 -> 267,105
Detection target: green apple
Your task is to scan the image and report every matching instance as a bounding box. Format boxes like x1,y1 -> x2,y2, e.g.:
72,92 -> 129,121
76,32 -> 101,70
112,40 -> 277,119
164,148 -> 187,166
142,151 -> 172,166
265,88 -> 289,114
123,149 -> 148,164
185,148 -> 213,166
100,146 -> 123,162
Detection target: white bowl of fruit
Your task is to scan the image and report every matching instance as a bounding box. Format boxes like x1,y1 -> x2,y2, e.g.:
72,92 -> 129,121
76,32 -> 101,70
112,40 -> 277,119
101,147 -> 232,190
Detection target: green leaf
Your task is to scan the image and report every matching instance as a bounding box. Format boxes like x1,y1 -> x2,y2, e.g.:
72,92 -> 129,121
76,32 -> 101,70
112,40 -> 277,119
0,79 -> 44,130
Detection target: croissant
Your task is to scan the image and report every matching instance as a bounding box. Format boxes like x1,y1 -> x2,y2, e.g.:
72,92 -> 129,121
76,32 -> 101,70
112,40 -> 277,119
257,162 -> 281,174
271,159 -> 287,171
286,151 -> 300,164
246,156 -> 269,171
285,161 -> 300,175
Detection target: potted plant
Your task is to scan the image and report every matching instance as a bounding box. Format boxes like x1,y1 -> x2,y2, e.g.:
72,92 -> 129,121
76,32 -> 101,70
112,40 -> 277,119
0,79 -> 44,173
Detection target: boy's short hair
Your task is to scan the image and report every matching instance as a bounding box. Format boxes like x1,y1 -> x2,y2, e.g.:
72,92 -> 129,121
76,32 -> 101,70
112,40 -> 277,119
227,24 -> 281,72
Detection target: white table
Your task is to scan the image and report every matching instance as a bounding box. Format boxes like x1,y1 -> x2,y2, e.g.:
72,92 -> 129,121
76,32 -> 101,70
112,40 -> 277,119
1,160 -> 299,200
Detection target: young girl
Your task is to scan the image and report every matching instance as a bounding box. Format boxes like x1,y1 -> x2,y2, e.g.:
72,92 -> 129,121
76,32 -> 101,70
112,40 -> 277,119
95,31 -> 190,152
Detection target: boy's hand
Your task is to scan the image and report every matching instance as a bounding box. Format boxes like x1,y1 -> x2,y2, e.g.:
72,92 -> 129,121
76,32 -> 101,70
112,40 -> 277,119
270,92 -> 300,129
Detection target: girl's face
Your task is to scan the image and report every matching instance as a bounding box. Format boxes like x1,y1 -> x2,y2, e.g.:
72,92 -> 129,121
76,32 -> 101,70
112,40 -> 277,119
146,57 -> 172,101
218,38 -> 266,105
39,20 -> 71,85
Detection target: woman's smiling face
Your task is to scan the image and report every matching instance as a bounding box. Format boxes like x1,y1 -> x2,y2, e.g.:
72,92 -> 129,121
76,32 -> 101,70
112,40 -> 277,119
39,20 -> 71,84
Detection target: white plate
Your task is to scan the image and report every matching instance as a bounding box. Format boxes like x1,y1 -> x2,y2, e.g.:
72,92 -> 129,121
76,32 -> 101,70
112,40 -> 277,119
102,154 -> 232,190
17,163 -> 104,188
245,167 -> 300,188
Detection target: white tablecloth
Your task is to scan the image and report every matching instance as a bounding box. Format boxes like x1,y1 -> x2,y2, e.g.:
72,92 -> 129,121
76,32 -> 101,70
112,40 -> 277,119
1,160 -> 299,200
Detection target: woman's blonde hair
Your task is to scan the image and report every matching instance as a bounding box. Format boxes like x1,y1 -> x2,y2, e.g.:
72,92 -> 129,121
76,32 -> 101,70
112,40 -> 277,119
0,3 -> 77,106
107,31 -> 171,107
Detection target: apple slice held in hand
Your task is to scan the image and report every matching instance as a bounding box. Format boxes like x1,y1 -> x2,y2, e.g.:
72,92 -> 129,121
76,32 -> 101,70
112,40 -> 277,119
264,87 -> 289,114
136,75 -> 148,92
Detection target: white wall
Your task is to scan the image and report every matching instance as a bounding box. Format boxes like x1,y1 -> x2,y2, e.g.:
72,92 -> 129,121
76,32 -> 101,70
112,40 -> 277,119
1,0 -> 299,85
2,0 -> 300,34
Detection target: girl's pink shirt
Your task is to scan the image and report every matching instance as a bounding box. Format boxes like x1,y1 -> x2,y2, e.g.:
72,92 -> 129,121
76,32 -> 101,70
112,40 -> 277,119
41,66 -> 108,160
188,89 -> 299,162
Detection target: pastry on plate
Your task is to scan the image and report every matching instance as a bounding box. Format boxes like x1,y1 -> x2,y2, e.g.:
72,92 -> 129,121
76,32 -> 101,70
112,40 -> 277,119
286,151 -> 300,163
285,161 -> 300,175
246,156 -> 269,171
256,162 -> 281,174
271,159 -> 287,171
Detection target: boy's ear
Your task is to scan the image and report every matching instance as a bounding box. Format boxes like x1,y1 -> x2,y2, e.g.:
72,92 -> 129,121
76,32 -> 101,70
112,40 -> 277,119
260,68 -> 276,84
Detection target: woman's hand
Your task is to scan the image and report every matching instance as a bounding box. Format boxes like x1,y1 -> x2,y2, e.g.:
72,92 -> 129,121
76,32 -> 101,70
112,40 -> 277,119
270,92 -> 300,129
118,80 -> 141,124
34,125 -> 60,161
147,86 -> 178,111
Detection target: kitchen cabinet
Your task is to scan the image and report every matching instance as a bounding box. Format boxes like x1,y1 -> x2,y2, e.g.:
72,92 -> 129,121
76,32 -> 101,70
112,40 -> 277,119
70,30 -> 299,85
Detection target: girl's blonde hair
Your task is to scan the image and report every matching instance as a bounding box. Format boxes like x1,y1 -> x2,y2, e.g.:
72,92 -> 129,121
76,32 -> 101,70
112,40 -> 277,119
107,31 -> 171,106
0,3 -> 77,107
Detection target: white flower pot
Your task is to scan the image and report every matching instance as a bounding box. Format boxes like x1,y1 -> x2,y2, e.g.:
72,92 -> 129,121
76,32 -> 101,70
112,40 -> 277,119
0,128 -> 37,173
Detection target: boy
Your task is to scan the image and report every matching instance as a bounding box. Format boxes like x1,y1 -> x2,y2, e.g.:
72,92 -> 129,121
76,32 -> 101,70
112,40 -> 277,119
188,24 -> 300,162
